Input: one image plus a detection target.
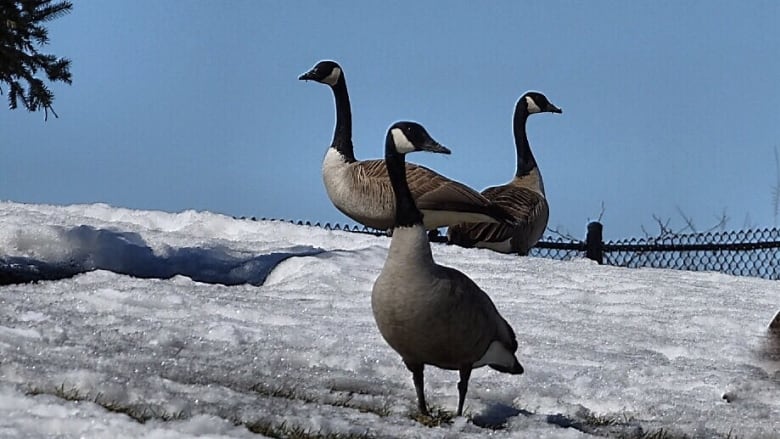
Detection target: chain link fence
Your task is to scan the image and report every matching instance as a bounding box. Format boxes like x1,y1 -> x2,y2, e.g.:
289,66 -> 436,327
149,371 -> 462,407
532,224 -> 780,280
601,228 -> 780,279
529,238 -> 586,261
249,217 -> 780,281
247,217 -> 386,235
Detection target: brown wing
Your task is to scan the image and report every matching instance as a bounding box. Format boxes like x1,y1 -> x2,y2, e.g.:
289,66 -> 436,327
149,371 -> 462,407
436,265 -> 519,365
448,183 -> 549,254
407,163 -> 487,209
354,160 -> 514,226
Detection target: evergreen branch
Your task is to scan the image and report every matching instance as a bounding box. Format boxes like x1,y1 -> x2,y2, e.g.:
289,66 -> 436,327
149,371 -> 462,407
33,1 -> 73,23
0,0 -> 72,118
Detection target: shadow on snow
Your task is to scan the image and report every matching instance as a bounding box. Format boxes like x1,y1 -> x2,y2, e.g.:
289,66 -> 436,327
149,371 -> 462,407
0,225 -> 323,287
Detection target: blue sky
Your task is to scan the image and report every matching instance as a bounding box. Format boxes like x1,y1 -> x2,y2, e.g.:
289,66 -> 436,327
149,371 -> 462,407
2,1 -> 779,240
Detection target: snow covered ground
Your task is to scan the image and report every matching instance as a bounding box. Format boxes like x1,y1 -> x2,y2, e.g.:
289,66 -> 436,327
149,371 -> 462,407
1,201 -> 778,438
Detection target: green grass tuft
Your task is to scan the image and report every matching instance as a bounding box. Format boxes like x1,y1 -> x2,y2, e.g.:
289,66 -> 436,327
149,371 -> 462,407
26,383 -> 187,424
410,405 -> 458,427
243,419 -> 374,439
327,391 -> 393,418
250,382 -> 311,401
633,429 -> 690,439
250,381 -> 393,418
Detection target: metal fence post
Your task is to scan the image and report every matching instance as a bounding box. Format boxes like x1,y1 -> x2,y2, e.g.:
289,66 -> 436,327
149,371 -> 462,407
586,221 -> 604,264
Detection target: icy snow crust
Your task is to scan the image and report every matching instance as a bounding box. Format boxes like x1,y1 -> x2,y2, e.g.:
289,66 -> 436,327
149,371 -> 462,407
0,201 -> 778,438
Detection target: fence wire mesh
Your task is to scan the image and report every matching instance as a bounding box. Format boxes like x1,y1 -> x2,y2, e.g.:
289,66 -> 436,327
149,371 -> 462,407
529,238 -> 586,261
531,227 -> 780,280
249,217 -> 780,280
600,228 -> 780,280
249,217 -> 386,235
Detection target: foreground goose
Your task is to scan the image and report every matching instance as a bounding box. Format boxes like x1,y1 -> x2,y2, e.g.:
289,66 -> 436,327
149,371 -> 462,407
372,121 -> 524,417
448,91 -> 562,255
299,60 -> 513,231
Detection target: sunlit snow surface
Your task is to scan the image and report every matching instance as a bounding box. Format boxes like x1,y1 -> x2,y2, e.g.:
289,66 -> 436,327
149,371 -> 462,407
1,201 -> 779,438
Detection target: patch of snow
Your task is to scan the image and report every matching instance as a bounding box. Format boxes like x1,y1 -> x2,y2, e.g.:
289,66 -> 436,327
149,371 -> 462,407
1,201 -> 779,438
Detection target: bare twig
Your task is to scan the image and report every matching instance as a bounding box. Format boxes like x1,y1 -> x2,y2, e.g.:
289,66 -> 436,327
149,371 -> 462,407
595,201 -> 606,222
651,214 -> 673,237
705,208 -> 729,233
643,207 -> 730,239
675,206 -> 697,234
742,212 -> 756,230
545,225 -> 579,241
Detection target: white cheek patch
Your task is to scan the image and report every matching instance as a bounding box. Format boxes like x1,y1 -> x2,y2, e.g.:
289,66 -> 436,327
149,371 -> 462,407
525,95 -> 542,114
391,128 -> 416,154
322,67 -> 341,86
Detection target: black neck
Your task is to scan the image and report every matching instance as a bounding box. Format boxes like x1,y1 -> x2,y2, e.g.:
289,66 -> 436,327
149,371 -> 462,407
513,104 -> 537,178
330,76 -> 356,162
385,137 -> 424,228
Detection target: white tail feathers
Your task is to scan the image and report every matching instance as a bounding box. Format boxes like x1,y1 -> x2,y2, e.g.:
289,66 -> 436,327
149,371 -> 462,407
474,340 -> 523,374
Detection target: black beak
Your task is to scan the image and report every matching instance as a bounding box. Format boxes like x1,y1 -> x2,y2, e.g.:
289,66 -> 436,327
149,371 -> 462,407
298,70 -> 317,81
421,141 -> 451,155
547,104 -> 563,114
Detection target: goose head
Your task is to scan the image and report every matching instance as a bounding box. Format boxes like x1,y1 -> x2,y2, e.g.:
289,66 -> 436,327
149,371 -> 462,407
385,121 -> 450,228
299,60 -> 343,87
387,121 -> 451,157
519,91 -> 562,115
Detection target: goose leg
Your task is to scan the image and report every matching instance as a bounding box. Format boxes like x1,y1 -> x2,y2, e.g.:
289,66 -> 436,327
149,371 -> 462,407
456,367 -> 472,417
405,361 -> 428,416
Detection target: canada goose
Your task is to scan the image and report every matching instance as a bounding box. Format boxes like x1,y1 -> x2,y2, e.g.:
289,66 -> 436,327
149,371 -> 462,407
770,311 -> 780,332
764,311 -> 780,361
448,91 -> 562,255
299,60 -> 513,231
372,121 -> 524,417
